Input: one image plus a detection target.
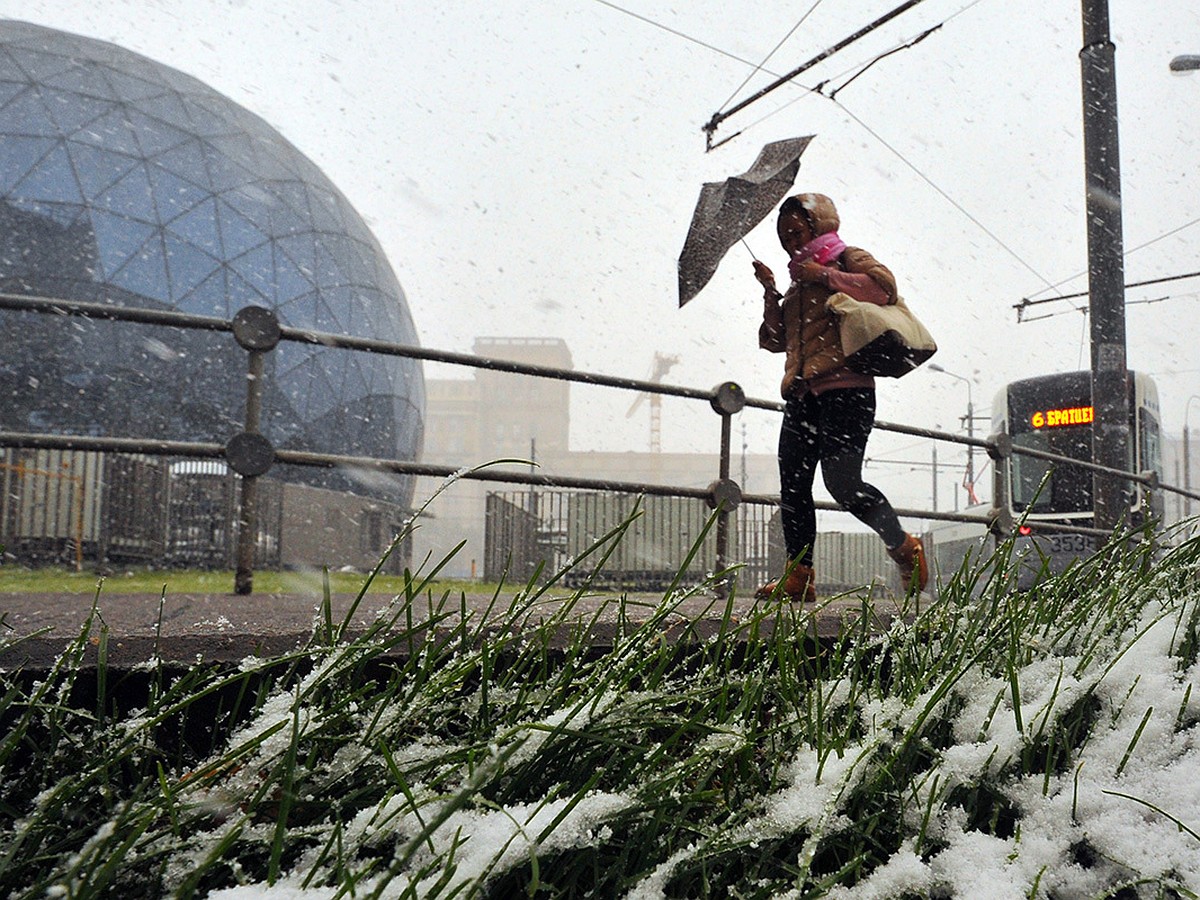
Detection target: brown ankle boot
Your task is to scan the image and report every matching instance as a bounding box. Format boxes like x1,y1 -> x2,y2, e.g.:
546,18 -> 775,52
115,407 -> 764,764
755,561 -> 816,603
888,534 -> 928,593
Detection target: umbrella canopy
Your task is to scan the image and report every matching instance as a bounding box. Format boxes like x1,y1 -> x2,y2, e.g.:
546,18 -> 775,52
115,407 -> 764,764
677,135 -> 814,306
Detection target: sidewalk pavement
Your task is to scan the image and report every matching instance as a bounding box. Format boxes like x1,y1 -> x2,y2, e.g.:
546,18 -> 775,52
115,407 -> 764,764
0,586 -> 916,670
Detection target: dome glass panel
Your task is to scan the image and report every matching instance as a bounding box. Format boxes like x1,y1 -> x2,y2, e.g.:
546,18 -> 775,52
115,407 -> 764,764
0,20 -> 425,506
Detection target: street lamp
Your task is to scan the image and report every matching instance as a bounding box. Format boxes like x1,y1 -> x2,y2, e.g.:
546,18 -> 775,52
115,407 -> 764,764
1185,396 -> 1200,518
1170,55 -> 1200,73
929,363 -> 977,506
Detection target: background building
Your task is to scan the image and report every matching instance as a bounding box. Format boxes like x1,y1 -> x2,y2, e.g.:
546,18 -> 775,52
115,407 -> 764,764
413,337 -> 787,582
426,338 -> 572,465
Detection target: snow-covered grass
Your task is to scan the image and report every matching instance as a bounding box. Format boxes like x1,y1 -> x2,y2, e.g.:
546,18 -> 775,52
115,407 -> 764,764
1,512 -> 1199,899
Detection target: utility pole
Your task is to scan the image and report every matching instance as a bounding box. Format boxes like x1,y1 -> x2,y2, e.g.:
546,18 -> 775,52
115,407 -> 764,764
931,445 -> 938,512
1185,396 -> 1200,519
964,399 -> 976,504
1186,426 -> 1192,519
1080,0 -> 1131,532
929,363 -> 976,505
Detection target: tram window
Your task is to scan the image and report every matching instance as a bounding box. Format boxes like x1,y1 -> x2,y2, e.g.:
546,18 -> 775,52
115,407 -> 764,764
1138,410 -> 1162,477
1011,433 -> 1051,511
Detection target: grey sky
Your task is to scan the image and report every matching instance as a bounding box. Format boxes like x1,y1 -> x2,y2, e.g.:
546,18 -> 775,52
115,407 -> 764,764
5,0 -> 1199,512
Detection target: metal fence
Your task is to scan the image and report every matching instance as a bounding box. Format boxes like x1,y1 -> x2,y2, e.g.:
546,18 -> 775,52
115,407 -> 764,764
482,489 -> 902,595
0,444 -> 423,575
485,490 -> 745,591
1,447 -> 283,570
3,291 -> 1199,594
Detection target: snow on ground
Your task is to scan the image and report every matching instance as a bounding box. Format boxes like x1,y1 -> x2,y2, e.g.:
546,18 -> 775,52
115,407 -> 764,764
195,588 -> 1200,899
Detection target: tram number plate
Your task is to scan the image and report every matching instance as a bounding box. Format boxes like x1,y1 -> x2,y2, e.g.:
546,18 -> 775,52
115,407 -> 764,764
1044,534 -> 1091,554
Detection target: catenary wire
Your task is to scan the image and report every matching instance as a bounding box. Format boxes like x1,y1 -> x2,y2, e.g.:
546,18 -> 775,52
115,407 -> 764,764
1017,268 -> 1200,313
721,0 -> 977,131
589,0 -> 769,69
587,0 -> 1069,301
681,0 -> 1047,285
830,97 -> 1059,292
827,23 -> 943,99
822,0 -> 987,95
703,0 -> 930,146
722,0 -> 1048,288
716,1 -> 826,113
723,81 -> 1054,290
1022,291 -> 1185,324
707,0 -> 986,133
1017,214 -> 1200,303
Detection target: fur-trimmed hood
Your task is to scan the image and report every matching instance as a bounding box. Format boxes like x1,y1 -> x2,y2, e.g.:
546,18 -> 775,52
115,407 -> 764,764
793,192 -> 840,236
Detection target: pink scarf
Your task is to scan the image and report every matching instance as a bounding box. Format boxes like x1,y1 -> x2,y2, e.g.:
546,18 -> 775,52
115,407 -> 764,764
789,231 -> 846,280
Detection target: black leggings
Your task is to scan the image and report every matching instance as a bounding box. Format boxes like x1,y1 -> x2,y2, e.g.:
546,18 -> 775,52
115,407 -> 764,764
778,388 -> 907,564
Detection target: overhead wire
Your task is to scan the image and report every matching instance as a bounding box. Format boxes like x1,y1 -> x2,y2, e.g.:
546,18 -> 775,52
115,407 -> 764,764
1024,214 -> 1200,300
707,0 -> 988,143
715,1 -> 826,113
706,36 -> 923,139
589,0 -> 819,153
702,0 -> 930,149
680,0 -> 1052,284
704,0 -> 988,139
1016,268 -> 1200,319
1128,214 -> 1200,255
591,0 -> 1150,306
820,0 -> 987,93
1022,290 -> 1191,324
589,0 -> 772,69
830,97 -> 1059,291
826,22 -> 943,99
1018,216 -> 1200,318
712,0 -> 1037,282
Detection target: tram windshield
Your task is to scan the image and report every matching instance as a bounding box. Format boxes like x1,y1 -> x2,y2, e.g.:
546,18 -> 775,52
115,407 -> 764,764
1010,424 -> 1093,514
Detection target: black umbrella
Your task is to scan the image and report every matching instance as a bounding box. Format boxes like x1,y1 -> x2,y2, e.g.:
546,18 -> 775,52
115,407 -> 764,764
676,135 -> 814,306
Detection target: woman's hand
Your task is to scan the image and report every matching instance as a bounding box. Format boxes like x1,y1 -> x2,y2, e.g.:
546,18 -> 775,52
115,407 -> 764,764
789,258 -> 828,284
753,260 -> 781,299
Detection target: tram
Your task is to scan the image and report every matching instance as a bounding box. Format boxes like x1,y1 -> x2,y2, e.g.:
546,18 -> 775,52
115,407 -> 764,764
930,369 -> 1164,591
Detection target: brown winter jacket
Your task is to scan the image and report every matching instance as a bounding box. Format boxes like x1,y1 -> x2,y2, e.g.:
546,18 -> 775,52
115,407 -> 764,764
758,194 -> 897,398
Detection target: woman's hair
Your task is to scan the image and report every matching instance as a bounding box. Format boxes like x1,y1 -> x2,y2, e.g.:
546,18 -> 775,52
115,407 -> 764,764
779,193 -> 841,236
779,195 -> 815,232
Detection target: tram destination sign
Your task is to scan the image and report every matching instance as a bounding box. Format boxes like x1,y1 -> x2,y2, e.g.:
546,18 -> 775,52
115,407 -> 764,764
1031,405 -> 1094,428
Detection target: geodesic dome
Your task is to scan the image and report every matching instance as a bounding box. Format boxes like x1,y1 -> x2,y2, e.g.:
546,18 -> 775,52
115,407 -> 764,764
0,20 -> 424,502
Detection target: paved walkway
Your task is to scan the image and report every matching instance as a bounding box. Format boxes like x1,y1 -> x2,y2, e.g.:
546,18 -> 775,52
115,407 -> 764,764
0,586 -> 919,670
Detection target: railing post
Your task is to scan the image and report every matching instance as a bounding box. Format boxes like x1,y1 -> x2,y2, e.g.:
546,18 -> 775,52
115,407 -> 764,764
708,382 -> 746,596
228,307 -> 280,595
986,431 -> 1014,537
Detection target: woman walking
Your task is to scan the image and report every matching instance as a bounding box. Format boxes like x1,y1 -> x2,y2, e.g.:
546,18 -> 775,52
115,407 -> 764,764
754,193 -> 926,602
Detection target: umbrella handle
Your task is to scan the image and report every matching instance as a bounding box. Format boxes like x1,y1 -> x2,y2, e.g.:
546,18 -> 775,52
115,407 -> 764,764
738,237 -> 759,261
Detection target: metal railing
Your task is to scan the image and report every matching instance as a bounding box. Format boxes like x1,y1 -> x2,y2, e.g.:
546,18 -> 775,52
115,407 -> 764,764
3,291 -> 1198,593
